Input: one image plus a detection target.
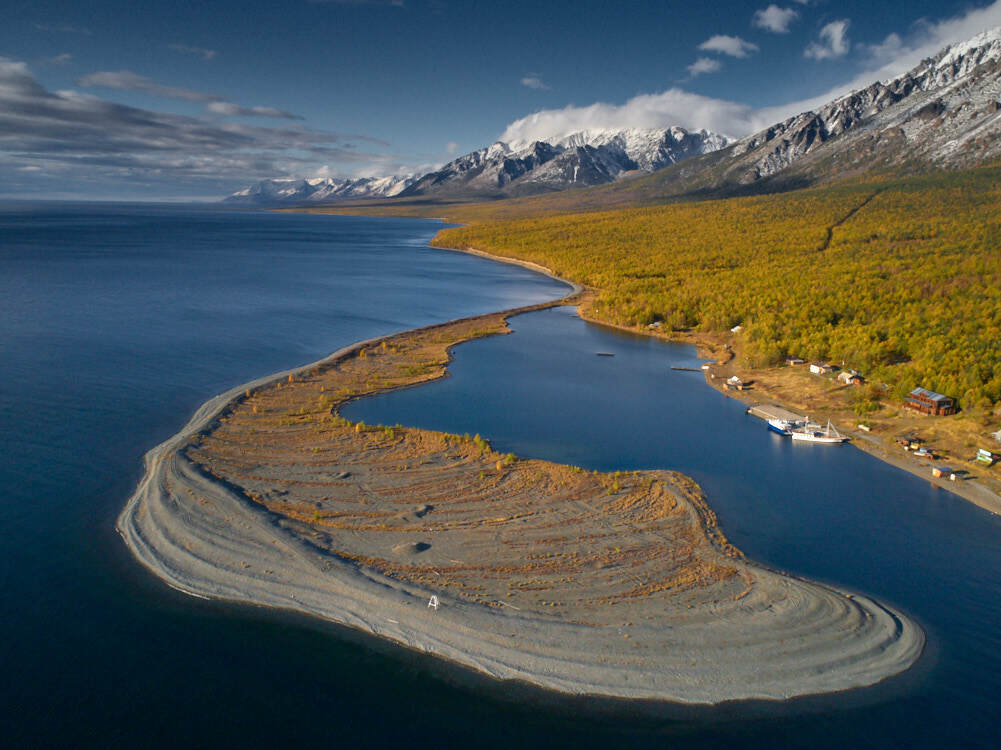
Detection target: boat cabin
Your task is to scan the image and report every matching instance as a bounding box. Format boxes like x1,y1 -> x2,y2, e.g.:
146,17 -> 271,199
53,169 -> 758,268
905,387 -> 957,416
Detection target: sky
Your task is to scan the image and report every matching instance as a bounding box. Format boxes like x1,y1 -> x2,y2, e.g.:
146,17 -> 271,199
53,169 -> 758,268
2,0 -> 1001,200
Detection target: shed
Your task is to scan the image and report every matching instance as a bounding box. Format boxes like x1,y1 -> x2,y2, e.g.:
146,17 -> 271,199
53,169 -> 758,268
905,387 -> 957,416
810,362 -> 834,375
932,466 -> 953,478
786,356 -> 805,366
837,370 -> 865,385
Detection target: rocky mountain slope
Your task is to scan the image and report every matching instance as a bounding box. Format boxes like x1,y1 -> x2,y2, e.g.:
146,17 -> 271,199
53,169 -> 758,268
691,26 -> 1001,190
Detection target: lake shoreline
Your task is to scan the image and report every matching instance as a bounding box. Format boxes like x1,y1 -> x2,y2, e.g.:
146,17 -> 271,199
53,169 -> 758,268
118,245 -> 923,705
432,242 -> 1001,517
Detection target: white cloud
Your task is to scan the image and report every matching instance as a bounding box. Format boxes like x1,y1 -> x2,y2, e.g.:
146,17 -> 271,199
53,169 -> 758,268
500,5 -> 1001,143
501,89 -> 765,143
78,70 -> 304,119
168,44 -> 217,61
521,73 -> 550,90
698,34 -> 759,58
445,141 -> 458,154
752,5 -> 799,34
804,19 -> 851,60
687,57 -> 723,77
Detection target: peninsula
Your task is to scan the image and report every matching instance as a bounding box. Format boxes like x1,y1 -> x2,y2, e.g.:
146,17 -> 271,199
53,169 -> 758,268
118,281 -> 923,704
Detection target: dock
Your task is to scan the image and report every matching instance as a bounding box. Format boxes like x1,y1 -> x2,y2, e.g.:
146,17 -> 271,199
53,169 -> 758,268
746,404 -> 805,423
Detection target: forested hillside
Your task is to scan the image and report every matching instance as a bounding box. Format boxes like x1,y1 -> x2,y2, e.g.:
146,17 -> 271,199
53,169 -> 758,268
432,166 -> 1001,409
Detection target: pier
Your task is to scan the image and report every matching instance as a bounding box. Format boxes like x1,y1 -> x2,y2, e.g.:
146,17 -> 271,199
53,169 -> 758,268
746,403 -> 805,423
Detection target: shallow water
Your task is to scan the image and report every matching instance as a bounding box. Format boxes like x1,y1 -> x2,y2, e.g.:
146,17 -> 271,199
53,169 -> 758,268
2,204 -> 999,748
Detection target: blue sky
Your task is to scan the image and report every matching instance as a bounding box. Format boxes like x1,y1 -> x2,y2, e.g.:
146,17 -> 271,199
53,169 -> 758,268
2,0 -> 1001,199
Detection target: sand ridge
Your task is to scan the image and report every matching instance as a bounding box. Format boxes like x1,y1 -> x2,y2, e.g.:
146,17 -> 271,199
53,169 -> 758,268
118,296 -> 923,704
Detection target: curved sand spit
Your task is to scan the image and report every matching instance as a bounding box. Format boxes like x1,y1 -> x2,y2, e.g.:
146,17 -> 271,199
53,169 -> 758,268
118,298 -> 923,704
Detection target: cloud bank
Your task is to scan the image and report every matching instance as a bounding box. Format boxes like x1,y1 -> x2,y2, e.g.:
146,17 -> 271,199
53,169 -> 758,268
0,58 -> 395,197
78,70 -> 304,119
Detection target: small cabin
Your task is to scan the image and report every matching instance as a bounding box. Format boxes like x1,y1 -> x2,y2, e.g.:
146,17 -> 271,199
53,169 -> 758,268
932,466 -> 953,479
976,448 -> 996,466
810,362 -> 834,375
905,387 -> 957,416
725,375 -> 745,391
786,356 -> 805,366
837,370 -> 865,385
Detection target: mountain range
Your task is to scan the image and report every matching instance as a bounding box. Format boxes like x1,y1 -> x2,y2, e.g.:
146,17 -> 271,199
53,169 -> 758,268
397,127 -> 730,199
227,26 -> 1001,207
224,174 -> 416,205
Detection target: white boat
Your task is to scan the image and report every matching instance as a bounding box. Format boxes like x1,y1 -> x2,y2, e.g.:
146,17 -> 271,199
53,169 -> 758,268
789,418 -> 848,444
767,418 -> 796,435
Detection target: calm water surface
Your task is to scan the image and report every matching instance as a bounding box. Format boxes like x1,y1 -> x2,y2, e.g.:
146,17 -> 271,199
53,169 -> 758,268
2,204 -> 999,748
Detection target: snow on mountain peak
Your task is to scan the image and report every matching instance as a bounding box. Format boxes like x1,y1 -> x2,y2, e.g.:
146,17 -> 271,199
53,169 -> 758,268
224,174 -> 417,205
935,25 -> 1001,71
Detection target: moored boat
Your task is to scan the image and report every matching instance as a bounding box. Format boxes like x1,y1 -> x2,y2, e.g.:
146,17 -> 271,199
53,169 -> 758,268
767,418 -> 796,435
789,418 -> 848,444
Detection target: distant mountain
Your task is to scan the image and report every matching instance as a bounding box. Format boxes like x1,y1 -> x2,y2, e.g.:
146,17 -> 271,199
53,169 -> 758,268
224,175 -> 416,205
399,127 -> 731,199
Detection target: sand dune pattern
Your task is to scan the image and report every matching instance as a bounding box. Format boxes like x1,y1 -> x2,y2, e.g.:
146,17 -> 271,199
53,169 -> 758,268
119,301 -> 923,703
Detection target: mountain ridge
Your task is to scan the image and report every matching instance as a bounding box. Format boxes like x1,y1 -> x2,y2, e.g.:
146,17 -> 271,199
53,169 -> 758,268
227,26 -> 1001,209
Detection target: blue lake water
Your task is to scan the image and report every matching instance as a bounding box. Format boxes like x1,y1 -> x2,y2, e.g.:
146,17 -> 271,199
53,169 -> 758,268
2,203 -> 1000,748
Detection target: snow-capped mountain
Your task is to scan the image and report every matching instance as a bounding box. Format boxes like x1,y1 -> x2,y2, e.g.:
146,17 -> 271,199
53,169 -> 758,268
226,28 -> 1001,208
399,127 -> 730,199
224,175 -> 416,205
722,26 -> 1001,184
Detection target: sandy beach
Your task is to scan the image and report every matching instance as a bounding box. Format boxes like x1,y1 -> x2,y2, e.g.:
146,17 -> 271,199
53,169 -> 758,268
119,281 -> 923,704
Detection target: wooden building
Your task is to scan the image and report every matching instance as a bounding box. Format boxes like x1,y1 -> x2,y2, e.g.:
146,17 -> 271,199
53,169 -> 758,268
837,370 -> 865,385
905,387 -> 957,416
